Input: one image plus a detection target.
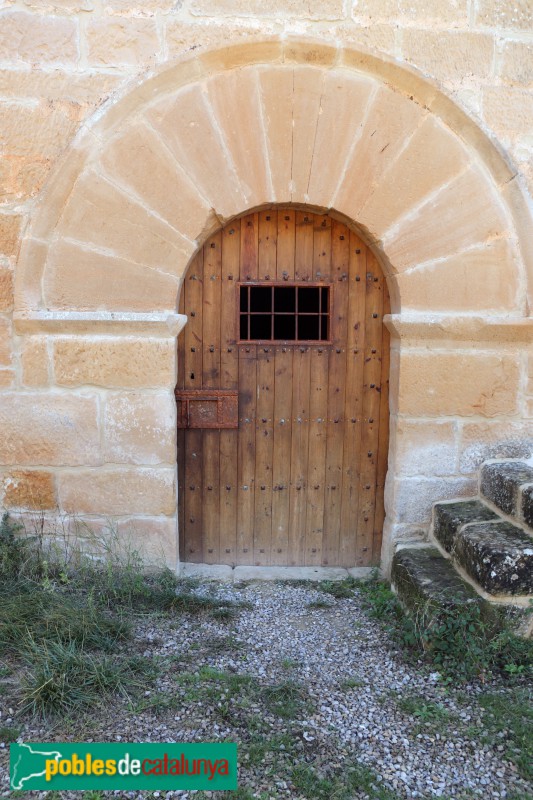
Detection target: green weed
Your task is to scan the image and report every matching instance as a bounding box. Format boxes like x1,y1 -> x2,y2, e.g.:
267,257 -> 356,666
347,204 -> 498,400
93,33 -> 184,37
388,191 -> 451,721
316,578 -> 356,599
476,688 -> 532,781
292,760 -> 401,800
0,724 -> 21,742
19,637 -> 153,718
262,680 -> 310,719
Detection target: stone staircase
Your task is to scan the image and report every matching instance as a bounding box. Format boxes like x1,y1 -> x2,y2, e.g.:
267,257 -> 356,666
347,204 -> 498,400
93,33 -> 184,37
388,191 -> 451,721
391,459 -> 533,636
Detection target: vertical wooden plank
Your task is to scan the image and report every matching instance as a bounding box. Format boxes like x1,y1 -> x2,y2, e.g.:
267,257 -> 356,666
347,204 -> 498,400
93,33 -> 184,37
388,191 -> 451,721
356,251 -> 384,566
182,250 -> 204,562
305,347 -> 328,564
237,214 -> 258,564
271,211 -> 295,565
294,211 -> 313,281
305,215 -> 331,564
339,233 -> 367,566
251,212 -> 278,564
258,210 -> 278,280
276,209 -> 295,279
288,345 -> 311,565
219,220 -> 240,565
202,232 -> 222,564
254,345 -> 275,565
323,220 -> 350,565
240,212 -> 259,280
271,345 -> 293,564
287,211 -> 314,563
372,284 -> 390,564
237,346 -> 257,564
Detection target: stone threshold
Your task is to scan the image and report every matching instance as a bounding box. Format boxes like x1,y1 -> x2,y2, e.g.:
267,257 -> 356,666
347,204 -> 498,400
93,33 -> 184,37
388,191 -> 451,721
178,564 -> 374,582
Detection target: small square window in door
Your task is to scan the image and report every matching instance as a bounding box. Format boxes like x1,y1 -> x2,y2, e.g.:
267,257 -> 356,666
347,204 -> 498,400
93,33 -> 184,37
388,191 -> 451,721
239,283 -> 330,342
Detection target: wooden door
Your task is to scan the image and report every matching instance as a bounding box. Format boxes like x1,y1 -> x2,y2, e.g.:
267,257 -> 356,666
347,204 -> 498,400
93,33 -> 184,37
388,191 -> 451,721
177,209 -> 390,567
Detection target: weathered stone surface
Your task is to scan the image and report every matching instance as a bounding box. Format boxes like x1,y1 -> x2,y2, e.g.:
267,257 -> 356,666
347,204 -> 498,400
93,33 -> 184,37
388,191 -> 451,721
0,101 -> 80,160
401,30 -> 494,81
358,116 -> 469,235
147,85 -> 246,219
117,516 -> 177,569
433,499 -> 498,553
397,352 -> 520,417
2,470 -> 56,510
0,318 -> 12,366
287,66 -> 323,202
85,17 -> 159,66
0,70 -> 120,105
500,41 -> 533,88
0,266 -> 13,312
482,87 -> 533,139
334,85 -> 424,220
0,154 -> 50,203
393,420 -> 457,477
481,461 -> 533,517
384,168 -> 509,271
0,11 -> 78,65
21,336 -> 49,387
44,240 -> 181,312
522,485 -> 533,530
258,67 -> 293,200
104,392 -> 176,465
0,214 -> 22,257
100,122 -> 212,242
58,468 -> 176,515
307,71 -> 375,206
459,421 -> 533,474
207,68 -> 272,207
476,0 -> 533,30
189,0 -> 344,18
54,337 -> 175,388
0,394 -> 101,466
105,0 -> 176,13
455,521 -> 533,595
165,20 -> 275,59
0,370 -> 14,388
56,170 -> 193,273
352,0 -> 468,25
393,477 -> 477,524
395,239 -> 520,312
392,546 -> 483,613
21,0 -> 94,10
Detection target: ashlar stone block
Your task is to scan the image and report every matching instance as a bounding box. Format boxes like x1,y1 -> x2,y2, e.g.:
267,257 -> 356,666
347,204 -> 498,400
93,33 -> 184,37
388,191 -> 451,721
58,468 -> 176,515
53,337 -> 175,388
104,392 -> 176,465
0,394 -> 102,466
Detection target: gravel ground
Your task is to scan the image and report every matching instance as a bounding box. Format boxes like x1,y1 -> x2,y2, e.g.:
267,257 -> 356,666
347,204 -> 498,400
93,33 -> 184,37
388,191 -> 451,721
0,579 -> 531,800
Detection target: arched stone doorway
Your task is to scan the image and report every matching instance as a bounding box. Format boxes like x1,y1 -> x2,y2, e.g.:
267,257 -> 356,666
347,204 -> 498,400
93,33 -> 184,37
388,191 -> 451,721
177,208 -> 390,567
13,37 -> 532,572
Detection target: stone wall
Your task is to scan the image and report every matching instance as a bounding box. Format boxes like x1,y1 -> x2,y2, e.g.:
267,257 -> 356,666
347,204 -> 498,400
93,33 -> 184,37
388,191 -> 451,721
0,1 -> 532,570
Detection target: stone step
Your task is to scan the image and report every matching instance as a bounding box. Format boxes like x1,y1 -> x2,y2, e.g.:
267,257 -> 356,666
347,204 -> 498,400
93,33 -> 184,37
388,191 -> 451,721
452,521 -> 533,596
433,499 -> 499,553
480,460 -> 533,527
391,546 -> 485,615
433,498 -> 533,596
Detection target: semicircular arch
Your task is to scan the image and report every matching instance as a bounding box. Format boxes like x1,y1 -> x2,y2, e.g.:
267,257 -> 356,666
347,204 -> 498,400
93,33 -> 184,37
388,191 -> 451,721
15,36 -> 532,321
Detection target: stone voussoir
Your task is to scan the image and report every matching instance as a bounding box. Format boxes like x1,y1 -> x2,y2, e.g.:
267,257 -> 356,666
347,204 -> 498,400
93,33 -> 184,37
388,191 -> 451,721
480,460 -> 533,520
433,499 -> 499,553
453,521 -> 533,596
